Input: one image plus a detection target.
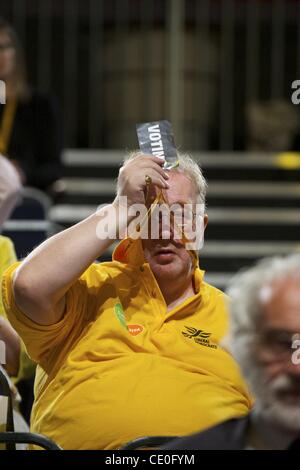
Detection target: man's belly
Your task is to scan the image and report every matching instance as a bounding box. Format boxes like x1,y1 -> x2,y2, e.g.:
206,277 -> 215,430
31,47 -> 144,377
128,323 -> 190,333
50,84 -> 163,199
30,354 -> 249,450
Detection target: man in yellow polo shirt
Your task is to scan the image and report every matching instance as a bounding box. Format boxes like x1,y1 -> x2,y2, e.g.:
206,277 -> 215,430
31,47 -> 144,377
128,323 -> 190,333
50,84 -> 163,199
2,152 -> 252,449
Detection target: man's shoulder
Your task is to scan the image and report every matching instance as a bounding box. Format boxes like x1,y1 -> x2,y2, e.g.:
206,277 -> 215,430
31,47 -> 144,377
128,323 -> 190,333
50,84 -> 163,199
201,278 -> 229,307
80,259 -> 136,285
203,280 -> 228,297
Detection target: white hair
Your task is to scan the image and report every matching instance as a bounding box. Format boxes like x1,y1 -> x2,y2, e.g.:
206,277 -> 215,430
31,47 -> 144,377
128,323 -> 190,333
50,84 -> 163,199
120,151 -> 207,206
225,254 -> 300,357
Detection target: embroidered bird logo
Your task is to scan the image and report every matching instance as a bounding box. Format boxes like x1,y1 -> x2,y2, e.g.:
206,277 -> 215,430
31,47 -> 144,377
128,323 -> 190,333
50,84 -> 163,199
182,326 -> 211,339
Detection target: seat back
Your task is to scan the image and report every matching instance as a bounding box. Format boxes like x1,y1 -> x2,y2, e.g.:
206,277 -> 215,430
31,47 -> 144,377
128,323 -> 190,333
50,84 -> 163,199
2,187 -> 53,259
119,436 -> 178,450
0,367 -> 15,450
0,432 -> 62,450
0,368 -> 61,450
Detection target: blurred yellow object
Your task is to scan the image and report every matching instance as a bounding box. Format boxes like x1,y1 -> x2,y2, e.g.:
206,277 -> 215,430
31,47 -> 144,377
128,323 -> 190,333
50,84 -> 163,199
0,236 -> 17,317
276,152 -> 300,169
0,236 -> 35,382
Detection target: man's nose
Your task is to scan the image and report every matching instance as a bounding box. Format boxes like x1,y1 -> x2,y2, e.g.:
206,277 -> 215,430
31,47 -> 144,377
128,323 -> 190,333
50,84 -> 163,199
159,214 -> 181,241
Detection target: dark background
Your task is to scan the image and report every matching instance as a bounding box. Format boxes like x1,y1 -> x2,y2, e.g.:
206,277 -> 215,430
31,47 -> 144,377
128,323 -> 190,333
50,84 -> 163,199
1,0 -> 299,152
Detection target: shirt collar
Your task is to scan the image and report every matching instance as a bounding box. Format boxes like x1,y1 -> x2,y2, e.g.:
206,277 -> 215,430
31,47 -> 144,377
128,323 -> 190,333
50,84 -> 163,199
112,237 -> 145,266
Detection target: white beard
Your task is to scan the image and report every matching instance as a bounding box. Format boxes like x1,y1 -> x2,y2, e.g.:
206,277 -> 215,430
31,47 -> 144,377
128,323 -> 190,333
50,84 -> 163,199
242,353 -> 300,432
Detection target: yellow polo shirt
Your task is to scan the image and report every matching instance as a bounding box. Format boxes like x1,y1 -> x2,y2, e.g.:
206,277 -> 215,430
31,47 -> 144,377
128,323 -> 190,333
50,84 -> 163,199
2,237 -> 252,449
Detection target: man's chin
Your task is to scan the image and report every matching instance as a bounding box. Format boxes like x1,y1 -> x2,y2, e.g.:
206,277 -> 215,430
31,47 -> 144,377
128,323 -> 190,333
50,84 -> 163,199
244,364 -> 300,432
276,391 -> 300,406
259,396 -> 300,432
151,261 -> 180,279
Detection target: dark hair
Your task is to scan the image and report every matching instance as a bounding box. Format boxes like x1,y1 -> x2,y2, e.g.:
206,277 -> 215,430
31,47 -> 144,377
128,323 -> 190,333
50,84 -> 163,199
0,17 -> 29,99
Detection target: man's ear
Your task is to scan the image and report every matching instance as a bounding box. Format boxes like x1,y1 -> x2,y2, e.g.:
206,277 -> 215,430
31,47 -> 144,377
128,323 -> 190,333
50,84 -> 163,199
204,214 -> 208,231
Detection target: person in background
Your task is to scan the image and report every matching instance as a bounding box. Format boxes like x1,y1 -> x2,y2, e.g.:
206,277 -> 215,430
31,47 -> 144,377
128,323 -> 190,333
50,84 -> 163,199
0,17 -> 63,193
0,235 -> 35,392
0,153 -> 22,378
0,234 -> 29,443
162,255 -> 300,450
0,156 -> 35,430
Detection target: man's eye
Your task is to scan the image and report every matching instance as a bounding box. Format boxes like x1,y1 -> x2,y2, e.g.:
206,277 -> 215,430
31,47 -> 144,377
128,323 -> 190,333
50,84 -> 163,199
272,340 -> 289,349
267,336 -> 292,350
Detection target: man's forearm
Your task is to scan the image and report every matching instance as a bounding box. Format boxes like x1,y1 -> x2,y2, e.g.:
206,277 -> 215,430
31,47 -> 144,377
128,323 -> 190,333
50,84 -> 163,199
13,202 -> 132,325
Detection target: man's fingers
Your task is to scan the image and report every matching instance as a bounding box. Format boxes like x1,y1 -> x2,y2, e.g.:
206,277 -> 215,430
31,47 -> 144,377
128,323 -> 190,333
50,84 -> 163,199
118,155 -> 170,206
146,155 -> 165,166
134,154 -> 165,165
142,171 -> 169,190
127,155 -> 166,170
141,161 -> 169,181
132,158 -> 169,180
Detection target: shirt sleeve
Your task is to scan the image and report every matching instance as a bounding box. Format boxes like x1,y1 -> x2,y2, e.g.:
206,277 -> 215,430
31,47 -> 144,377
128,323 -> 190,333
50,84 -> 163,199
1,262 -> 106,374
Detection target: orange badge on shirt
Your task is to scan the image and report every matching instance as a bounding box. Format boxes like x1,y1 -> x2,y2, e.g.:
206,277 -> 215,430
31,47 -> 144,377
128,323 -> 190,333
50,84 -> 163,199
128,324 -> 144,336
